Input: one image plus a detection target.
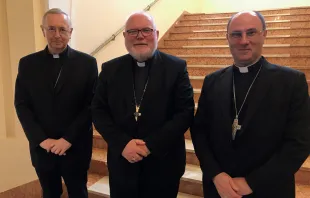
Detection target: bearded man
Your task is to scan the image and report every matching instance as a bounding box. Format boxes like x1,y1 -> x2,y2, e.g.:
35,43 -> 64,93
91,11 -> 194,198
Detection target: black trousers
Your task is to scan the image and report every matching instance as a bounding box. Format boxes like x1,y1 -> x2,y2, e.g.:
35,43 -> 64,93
35,166 -> 88,198
109,157 -> 182,198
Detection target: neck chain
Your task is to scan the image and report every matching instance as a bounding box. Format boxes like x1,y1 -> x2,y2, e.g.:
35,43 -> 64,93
232,64 -> 262,140
133,76 -> 149,122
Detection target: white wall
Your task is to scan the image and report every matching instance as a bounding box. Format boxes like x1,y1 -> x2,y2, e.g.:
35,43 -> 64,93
0,138 -> 36,192
203,0 -> 310,13
0,0 -> 46,192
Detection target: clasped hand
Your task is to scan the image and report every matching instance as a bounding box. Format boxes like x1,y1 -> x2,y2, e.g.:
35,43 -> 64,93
39,138 -> 72,156
122,139 -> 150,163
213,172 -> 253,198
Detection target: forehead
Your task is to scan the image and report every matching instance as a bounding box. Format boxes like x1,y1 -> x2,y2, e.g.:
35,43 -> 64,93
228,13 -> 262,32
44,13 -> 70,27
125,14 -> 154,30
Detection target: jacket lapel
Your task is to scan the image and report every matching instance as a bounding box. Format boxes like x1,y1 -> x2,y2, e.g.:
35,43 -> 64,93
140,51 -> 163,109
217,66 -> 234,137
239,59 -> 274,135
54,46 -> 73,94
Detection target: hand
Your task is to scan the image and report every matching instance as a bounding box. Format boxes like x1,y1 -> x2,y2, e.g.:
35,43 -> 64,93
232,177 -> 253,196
122,139 -> 148,163
39,138 -> 56,152
213,172 -> 242,198
50,138 -> 72,156
135,139 -> 151,156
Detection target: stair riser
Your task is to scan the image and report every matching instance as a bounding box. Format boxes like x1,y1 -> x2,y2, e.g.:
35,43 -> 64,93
182,8 -> 310,19
179,179 -> 203,197
188,67 -> 310,79
190,79 -> 204,90
295,168 -> 310,185
174,21 -> 310,31
161,47 -> 310,56
90,159 -> 109,175
165,37 -> 310,47
180,57 -> 310,66
88,193 -> 109,198
169,29 -> 310,39
93,136 -> 108,149
185,130 -> 191,139
180,15 -> 310,24
186,152 -> 200,166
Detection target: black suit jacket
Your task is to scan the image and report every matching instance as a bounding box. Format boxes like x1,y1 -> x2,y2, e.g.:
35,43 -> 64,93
191,57 -> 310,198
15,46 -> 98,171
92,51 -> 194,180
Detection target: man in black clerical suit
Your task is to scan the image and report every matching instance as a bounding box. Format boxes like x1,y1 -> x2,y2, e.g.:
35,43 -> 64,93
191,11 -> 310,198
15,8 -> 98,198
91,11 -> 194,198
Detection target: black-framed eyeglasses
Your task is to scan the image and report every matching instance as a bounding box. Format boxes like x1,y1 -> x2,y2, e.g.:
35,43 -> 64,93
228,29 -> 263,39
126,28 -> 155,37
42,26 -> 72,36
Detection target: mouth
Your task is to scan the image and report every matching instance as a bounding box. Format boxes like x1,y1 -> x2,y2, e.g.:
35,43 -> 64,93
134,43 -> 148,46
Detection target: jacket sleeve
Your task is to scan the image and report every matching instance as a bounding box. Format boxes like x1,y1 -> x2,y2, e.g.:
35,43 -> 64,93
14,58 -> 47,148
62,58 -> 98,143
190,75 -> 222,182
91,63 -> 132,156
143,61 -> 195,157
246,72 -> 310,191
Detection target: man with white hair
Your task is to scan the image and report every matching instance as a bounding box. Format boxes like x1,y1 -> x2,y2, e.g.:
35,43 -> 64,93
92,11 -> 194,198
15,8 -> 98,198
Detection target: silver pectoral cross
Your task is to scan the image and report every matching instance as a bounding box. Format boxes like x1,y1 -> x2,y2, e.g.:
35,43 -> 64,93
134,106 -> 141,121
232,118 -> 241,140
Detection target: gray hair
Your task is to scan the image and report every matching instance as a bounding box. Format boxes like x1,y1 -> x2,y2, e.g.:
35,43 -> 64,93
42,8 -> 72,27
125,11 -> 157,30
226,11 -> 266,32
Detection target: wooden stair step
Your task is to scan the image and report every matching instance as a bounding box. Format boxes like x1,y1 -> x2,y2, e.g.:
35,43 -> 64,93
89,148 -> 108,175
174,21 -> 310,31
179,14 -> 310,24
176,54 -> 310,66
160,45 -> 310,55
168,28 -> 310,39
182,8 -> 310,19
186,65 -> 310,79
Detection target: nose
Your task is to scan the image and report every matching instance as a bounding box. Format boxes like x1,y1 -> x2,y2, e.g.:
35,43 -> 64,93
240,32 -> 250,44
54,29 -> 61,38
136,31 -> 144,39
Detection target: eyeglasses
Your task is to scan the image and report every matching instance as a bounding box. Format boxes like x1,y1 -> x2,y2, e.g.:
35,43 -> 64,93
42,26 -> 72,36
126,28 -> 155,37
228,29 -> 263,40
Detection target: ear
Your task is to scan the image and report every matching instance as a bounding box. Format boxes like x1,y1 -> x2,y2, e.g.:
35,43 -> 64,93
156,30 -> 159,39
123,32 -> 126,38
263,30 -> 267,38
40,25 -> 46,37
68,28 -> 73,39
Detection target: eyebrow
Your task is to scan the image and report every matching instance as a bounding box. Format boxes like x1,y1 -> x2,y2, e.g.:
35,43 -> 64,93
231,28 -> 258,32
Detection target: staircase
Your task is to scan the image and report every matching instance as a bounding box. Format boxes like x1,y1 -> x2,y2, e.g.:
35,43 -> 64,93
88,7 -> 310,198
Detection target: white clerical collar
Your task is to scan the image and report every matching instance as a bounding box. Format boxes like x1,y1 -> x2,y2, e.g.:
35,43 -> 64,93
137,62 -> 146,67
234,57 -> 261,73
53,54 -> 60,59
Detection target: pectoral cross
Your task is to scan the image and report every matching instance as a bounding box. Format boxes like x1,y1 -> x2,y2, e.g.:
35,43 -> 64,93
134,106 -> 141,121
232,118 -> 241,140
